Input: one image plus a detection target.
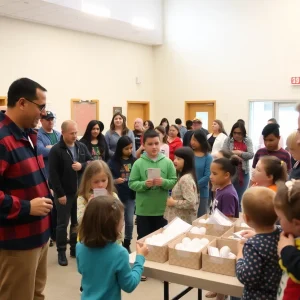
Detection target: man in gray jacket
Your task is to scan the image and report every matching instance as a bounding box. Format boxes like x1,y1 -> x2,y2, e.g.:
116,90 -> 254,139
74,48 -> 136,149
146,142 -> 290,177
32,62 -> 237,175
37,111 -> 61,175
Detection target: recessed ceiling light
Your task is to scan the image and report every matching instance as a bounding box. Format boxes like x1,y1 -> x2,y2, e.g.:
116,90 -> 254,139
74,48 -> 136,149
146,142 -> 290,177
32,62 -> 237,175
81,3 -> 111,18
132,17 -> 154,30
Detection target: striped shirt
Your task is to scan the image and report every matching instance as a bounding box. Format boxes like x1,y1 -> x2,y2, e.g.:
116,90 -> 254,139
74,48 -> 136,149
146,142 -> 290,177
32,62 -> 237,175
0,112 -> 51,250
252,147 -> 292,171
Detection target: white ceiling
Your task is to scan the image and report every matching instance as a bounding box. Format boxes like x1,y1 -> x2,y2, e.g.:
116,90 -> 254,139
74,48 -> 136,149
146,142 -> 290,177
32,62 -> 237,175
0,0 -> 163,45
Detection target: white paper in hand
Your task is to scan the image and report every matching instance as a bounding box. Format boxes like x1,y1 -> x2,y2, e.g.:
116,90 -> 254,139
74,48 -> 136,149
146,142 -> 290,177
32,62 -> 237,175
147,168 -> 161,179
93,188 -> 108,197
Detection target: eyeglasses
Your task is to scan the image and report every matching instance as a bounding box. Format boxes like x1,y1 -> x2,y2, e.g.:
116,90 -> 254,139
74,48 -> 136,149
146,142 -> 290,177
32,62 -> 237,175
25,98 -> 46,112
233,131 -> 243,135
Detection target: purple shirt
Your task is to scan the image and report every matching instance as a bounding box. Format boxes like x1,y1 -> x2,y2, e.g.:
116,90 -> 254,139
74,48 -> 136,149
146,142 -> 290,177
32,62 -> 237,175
212,184 -> 239,218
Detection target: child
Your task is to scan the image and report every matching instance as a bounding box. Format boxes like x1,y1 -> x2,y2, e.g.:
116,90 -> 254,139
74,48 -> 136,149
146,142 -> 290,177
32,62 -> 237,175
77,160 -> 117,224
155,126 -> 170,158
108,136 -> 136,253
164,147 -> 198,224
252,123 -> 291,181
236,187 -> 282,300
76,196 -> 149,300
210,157 -> 239,218
251,156 -> 288,192
274,180 -> 300,299
167,125 -> 183,161
190,129 -> 213,217
129,130 -> 177,239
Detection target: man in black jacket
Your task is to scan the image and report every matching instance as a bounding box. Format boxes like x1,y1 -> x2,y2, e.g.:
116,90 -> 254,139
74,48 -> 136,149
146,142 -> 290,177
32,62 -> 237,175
49,120 -> 92,266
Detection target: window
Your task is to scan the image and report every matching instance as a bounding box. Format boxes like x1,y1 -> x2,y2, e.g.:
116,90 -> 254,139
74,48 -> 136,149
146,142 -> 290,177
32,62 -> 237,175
249,101 -> 298,152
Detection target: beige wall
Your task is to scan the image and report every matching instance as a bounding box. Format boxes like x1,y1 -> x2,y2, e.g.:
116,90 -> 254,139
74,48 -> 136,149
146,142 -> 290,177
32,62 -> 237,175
153,0 -> 300,131
0,17 -> 154,131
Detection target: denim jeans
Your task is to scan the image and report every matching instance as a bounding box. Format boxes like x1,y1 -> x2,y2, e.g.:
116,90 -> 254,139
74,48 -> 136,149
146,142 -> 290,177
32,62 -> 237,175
197,197 -> 208,217
136,216 -> 168,240
233,172 -> 250,211
55,193 -> 78,252
122,198 -> 135,240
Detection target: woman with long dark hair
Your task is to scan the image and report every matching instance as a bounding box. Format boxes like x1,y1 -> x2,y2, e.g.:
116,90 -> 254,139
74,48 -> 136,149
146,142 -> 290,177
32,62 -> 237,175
143,120 -> 154,131
108,136 -> 136,252
80,120 -> 109,162
190,130 -> 213,217
164,147 -> 198,224
207,119 -> 228,156
105,112 -> 136,157
222,122 -> 254,205
159,117 -> 170,134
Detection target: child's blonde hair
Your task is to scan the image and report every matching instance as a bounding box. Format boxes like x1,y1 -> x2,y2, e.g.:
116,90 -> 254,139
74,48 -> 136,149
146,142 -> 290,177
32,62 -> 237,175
78,160 -> 115,204
274,180 -> 300,221
242,186 -> 277,227
78,195 -> 124,248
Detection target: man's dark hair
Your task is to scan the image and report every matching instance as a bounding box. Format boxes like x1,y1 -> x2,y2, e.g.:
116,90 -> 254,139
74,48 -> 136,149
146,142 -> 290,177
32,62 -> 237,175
175,118 -> 182,125
7,78 -> 47,108
143,129 -> 159,143
262,123 -> 280,138
186,120 -> 193,130
268,118 -> 278,124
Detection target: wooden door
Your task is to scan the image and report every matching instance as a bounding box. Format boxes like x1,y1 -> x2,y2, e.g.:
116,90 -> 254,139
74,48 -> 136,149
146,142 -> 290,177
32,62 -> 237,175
127,101 -> 150,130
0,97 -> 7,112
185,101 -> 216,132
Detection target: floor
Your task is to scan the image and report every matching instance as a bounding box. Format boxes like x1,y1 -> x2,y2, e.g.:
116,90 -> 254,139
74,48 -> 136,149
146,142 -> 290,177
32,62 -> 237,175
45,224 -> 212,300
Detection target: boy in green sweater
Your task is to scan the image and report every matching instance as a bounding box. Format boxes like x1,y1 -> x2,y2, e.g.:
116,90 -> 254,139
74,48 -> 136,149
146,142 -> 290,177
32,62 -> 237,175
129,130 -> 177,239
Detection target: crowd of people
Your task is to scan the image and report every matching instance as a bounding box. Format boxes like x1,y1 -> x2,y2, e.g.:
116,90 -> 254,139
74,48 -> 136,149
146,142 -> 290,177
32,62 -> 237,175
0,77 -> 299,300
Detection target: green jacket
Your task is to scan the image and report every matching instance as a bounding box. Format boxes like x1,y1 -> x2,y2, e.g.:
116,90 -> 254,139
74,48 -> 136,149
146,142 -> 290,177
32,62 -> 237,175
129,153 -> 177,216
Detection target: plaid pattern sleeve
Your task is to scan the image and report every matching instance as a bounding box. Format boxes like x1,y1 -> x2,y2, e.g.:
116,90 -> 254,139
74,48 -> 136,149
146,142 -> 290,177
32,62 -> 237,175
0,113 -> 51,250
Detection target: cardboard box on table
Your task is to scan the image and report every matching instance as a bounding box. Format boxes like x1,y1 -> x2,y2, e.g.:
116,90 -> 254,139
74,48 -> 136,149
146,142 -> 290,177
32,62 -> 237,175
168,233 -> 216,270
192,214 -> 238,237
202,238 -> 238,277
137,218 -> 192,263
234,218 -> 251,228
221,226 -> 253,240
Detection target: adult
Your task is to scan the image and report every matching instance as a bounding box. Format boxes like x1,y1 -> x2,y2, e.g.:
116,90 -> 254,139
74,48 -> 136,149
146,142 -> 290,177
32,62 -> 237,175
133,118 -> 144,151
0,78 -> 53,300
222,122 -> 254,205
286,131 -> 300,179
183,120 -> 194,147
143,119 -> 154,131
37,110 -> 61,247
37,111 -> 61,174
80,120 -> 109,162
49,120 -> 92,266
258,118 -> 284,149
105,112 -> 136,157
207,119 -> 227,156
159,117 -> 170,135
168,125 -> 183,161
192,117 -> 209,136
175,118 -> 187,139
190,130 -> 213,217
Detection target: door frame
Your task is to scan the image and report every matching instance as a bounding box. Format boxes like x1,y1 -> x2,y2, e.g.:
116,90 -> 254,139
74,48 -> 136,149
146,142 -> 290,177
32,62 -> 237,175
127,101 -> 150,119
184,100 -> 216,122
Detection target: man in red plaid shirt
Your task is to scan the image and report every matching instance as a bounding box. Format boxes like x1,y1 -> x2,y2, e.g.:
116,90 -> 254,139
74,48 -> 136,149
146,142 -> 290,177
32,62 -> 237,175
0,78 -> 53,300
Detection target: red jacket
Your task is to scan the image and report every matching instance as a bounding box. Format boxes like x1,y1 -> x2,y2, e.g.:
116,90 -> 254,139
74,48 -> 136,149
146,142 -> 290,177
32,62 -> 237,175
168,137 -> 183,161
0,113 -> 51,250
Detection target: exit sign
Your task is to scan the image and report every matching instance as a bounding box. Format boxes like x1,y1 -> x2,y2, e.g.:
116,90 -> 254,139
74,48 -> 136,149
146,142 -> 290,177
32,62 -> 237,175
291,77 -> 300,85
